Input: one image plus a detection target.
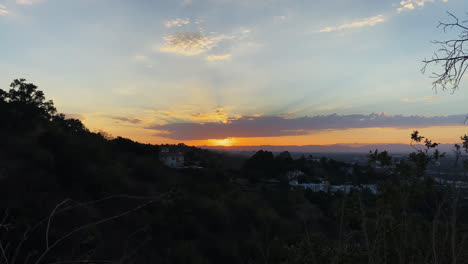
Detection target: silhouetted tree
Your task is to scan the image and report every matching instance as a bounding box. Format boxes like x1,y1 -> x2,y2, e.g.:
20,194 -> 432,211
3,78 -> 56,117
275,151 -> 294,172
423,12 -> 468,91
243,150 -> 276,181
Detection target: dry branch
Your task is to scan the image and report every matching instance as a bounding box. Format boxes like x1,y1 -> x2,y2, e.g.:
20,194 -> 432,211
422,12 -> 468,92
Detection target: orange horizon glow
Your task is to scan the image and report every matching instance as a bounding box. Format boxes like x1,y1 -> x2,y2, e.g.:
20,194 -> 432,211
188,126 -> 468,146
80,117 -> 468,146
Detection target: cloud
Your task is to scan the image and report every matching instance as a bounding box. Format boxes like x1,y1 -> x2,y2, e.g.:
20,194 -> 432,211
146,113 -> 467,140
397,0 -> 447,12
0,5 -> 8,15
160,32 -> 233,56
64,113 -> 86,121
152,107 -> 239,125
205,54 -> 232,61
401,96 -> 438,102
16,0 -> 42,5
319,15 -> 385,33
133,55 -> 147,61
190,108 -> 232,123
109,116 -> 142,124
165,18 -> 190,28
318,0 -> 446,32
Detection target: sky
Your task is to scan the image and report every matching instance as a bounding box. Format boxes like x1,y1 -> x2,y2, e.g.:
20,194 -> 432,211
1,0 -> 468,146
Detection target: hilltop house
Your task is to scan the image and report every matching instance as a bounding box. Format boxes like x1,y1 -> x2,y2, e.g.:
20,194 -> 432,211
159,147 -> 184,168
286,170 -> 305,185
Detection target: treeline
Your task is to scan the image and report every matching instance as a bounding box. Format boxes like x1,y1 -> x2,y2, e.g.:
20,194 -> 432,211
242,149 -> 371,185
1,79 -> 468,264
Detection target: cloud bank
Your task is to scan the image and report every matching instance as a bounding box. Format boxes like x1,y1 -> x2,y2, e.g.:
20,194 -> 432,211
147,113 -> 467,140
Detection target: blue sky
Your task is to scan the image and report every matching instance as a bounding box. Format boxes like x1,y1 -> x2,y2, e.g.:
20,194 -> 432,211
1,0 -> 468,145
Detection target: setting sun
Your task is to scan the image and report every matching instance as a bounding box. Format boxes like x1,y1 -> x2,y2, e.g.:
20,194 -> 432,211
207,137 -> 236,146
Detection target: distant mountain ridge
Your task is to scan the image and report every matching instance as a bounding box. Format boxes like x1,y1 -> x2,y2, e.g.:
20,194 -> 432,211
201,143 -> 457,154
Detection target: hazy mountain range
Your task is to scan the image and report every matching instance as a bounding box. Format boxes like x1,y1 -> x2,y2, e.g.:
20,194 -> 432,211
201,143 -> 458,154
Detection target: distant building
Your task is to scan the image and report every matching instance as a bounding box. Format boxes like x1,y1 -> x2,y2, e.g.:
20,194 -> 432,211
286,170 -> 305,181
159,148 -> 184,168
306,156 -> 321,162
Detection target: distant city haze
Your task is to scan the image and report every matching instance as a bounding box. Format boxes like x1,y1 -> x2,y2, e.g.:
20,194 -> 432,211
203,143 -> 459,154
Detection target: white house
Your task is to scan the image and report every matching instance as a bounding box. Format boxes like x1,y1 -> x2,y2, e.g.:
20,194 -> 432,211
159,148 -> 184,168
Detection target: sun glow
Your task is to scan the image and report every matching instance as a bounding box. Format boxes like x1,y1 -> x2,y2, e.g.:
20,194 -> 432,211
208,137 -> 236,146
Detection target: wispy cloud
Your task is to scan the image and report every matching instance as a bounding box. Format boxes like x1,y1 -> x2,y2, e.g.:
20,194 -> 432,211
160,32 -> 215,55
147,113 -> 467,140
160,32 -> 233,56
424,96 -> 438,100
16,0 -> 42,5
64,113 -> 86,121
109,116 -> 142,124
165,18 -> 190,28
152,107 -> 239,124
191,108 -> 231,123
319,15 -> 385,33
205,54 -> 232,61
397,0 -> 446,12
401,96 -> 438,102
0,4 -> 8,15
133,55 -> 148,61
319,0 -> 447,33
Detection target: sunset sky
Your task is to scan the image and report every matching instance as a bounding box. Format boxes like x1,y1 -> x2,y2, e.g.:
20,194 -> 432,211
1,0 -> 468,146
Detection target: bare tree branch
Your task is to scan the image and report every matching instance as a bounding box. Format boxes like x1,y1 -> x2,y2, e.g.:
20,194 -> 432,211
0,239 -> 9,264
10,194 -> 154,263
46,199 -> 70,250
32,192 -> 174,264
422,12 -> 468,92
